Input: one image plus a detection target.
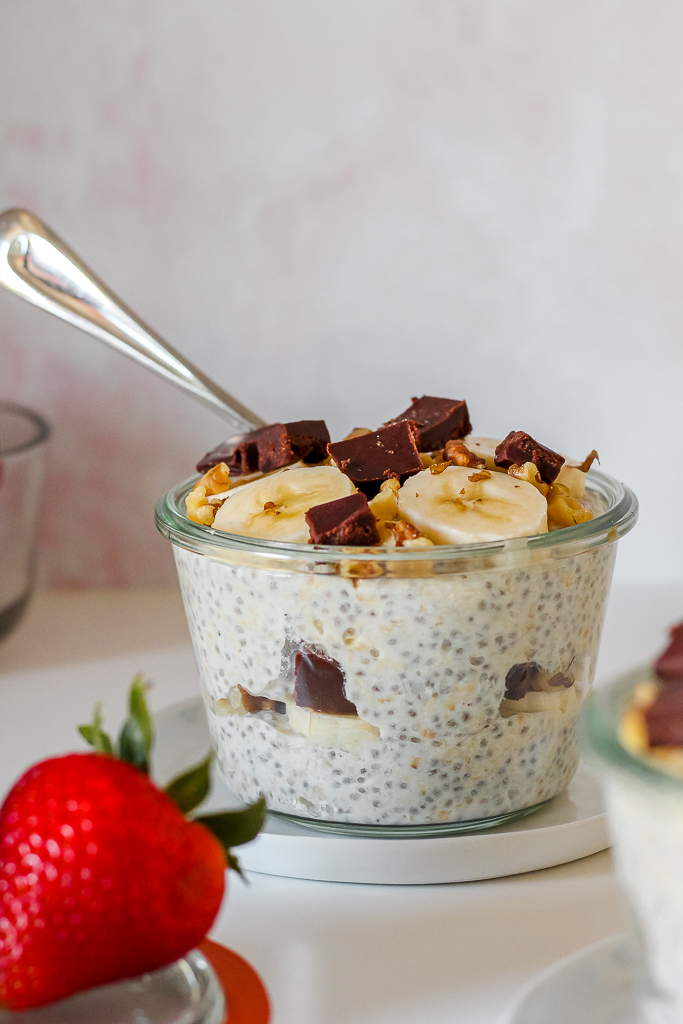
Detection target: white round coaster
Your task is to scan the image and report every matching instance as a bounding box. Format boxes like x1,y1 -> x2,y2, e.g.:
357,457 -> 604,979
155,697 -> 610,886
499,934 -> 639,1024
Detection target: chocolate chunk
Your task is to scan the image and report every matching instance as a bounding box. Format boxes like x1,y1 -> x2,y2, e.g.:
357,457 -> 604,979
390,396 -> 472,452
327,421 -> 422,496
238,685 -> 286,715
250,423 -> 296,474
287,420 -> 331,463
494,431 -> 565,484
294,648 -> 357,715
655,623 -> 683,683
197,431 -> 260,475
504,662 -> 542,701
306,492 -> 380,546
196,420 -> 330,475
644,682 -> 683,746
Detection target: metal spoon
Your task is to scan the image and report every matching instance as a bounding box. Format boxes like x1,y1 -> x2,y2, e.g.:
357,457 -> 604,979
0,208 -> 265,434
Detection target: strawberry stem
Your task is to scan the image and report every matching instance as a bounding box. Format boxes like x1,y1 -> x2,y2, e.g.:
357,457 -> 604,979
196,797 -> 266,856
116,676 -> 154,773
165,753 -> 213,814
78,702 -> 114,756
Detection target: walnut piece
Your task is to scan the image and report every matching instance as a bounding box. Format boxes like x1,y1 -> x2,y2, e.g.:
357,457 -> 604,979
546,481 -> 594,530
186,486 -> 216,526
340,560 -> 385,579
467,470 -> 491,483
390,521 -> 421,546
368,478 -> 400,522
401,536 -> 434,549
576,449 -> 599,473
185,461 -> 231,525
343,427 -> 372,440
508,462 -> 549,496
238,685 -> 286,715
443,441 -> 486,469
202,462 -> 231,495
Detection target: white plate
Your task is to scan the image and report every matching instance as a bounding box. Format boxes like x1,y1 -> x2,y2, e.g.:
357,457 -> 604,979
500,934 -> 640,1024
155,697 -> 610,885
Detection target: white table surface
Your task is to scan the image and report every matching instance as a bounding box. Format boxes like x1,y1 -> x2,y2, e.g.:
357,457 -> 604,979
1,581 -> 682,1024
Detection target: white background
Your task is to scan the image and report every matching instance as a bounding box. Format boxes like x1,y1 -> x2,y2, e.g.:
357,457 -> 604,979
1,0 -> 682,586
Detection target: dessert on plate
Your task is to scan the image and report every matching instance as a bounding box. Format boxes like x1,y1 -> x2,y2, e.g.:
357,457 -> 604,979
156,395 -> 637,831
586,625 -> 683,1024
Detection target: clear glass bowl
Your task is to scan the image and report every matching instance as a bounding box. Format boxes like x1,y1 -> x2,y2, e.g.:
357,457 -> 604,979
156,467 -> 637,835
0,950 -> 224,1023
583,668 -> 683,1024
0,402 -> 50,640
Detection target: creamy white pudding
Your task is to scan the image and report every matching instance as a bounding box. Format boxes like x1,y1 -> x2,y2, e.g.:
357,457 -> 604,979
175,540 -> 614,826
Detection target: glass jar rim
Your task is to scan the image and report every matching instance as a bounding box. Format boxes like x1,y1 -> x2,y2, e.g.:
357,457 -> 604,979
0,402 -> 51,457
155,466 -> 637,566
582,666 -> 683,792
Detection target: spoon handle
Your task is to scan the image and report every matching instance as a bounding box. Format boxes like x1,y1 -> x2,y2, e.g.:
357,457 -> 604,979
0,209 -> 265,432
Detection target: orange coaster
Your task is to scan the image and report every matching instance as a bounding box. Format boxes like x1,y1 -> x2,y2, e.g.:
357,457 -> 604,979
199,938 -> 271,1024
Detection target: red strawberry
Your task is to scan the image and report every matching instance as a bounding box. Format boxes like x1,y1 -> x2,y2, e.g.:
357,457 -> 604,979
0,679 -> 264,1010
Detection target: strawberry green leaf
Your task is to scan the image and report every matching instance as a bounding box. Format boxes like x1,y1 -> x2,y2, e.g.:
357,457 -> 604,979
117,717 -> 150,773
78,724 -> 114,755
165,753 -> 212,814
227,851 -> 245,878
116,676 -> 154,774
78,703 -> 114,756
195,796 -> 266,852
128,675 -> 154,752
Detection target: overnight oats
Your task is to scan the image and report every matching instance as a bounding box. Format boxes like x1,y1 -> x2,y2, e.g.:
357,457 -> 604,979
585,626 -> 683,1024
156,396 -> 637,834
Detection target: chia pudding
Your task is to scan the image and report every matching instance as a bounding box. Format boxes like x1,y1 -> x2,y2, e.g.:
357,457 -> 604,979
586,628 -> 683,1024
156,399 -> 637,830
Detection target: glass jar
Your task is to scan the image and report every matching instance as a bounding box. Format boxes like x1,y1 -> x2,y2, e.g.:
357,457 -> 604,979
0,950 -> 224,1023
584,667 -> 683,1024
0,402 -> 50,639
156,468 -> 637,836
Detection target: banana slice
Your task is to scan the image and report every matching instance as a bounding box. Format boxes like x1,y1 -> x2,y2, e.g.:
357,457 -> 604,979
557,460 -> 586,499
287,704 -> 380,752
500,683 -> 580,718
398,466 -> 548,544
465,436 -> 586,498
212,465 -> 355,542
463,437 -> 504,472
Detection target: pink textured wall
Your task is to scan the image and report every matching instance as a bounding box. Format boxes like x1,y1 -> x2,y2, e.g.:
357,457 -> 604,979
2,1 -> 683,585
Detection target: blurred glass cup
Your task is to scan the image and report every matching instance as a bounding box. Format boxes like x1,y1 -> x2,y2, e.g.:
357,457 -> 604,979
584,668 -> 683,1024
0,402 -> 50,640
0,949 -> 225,1023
